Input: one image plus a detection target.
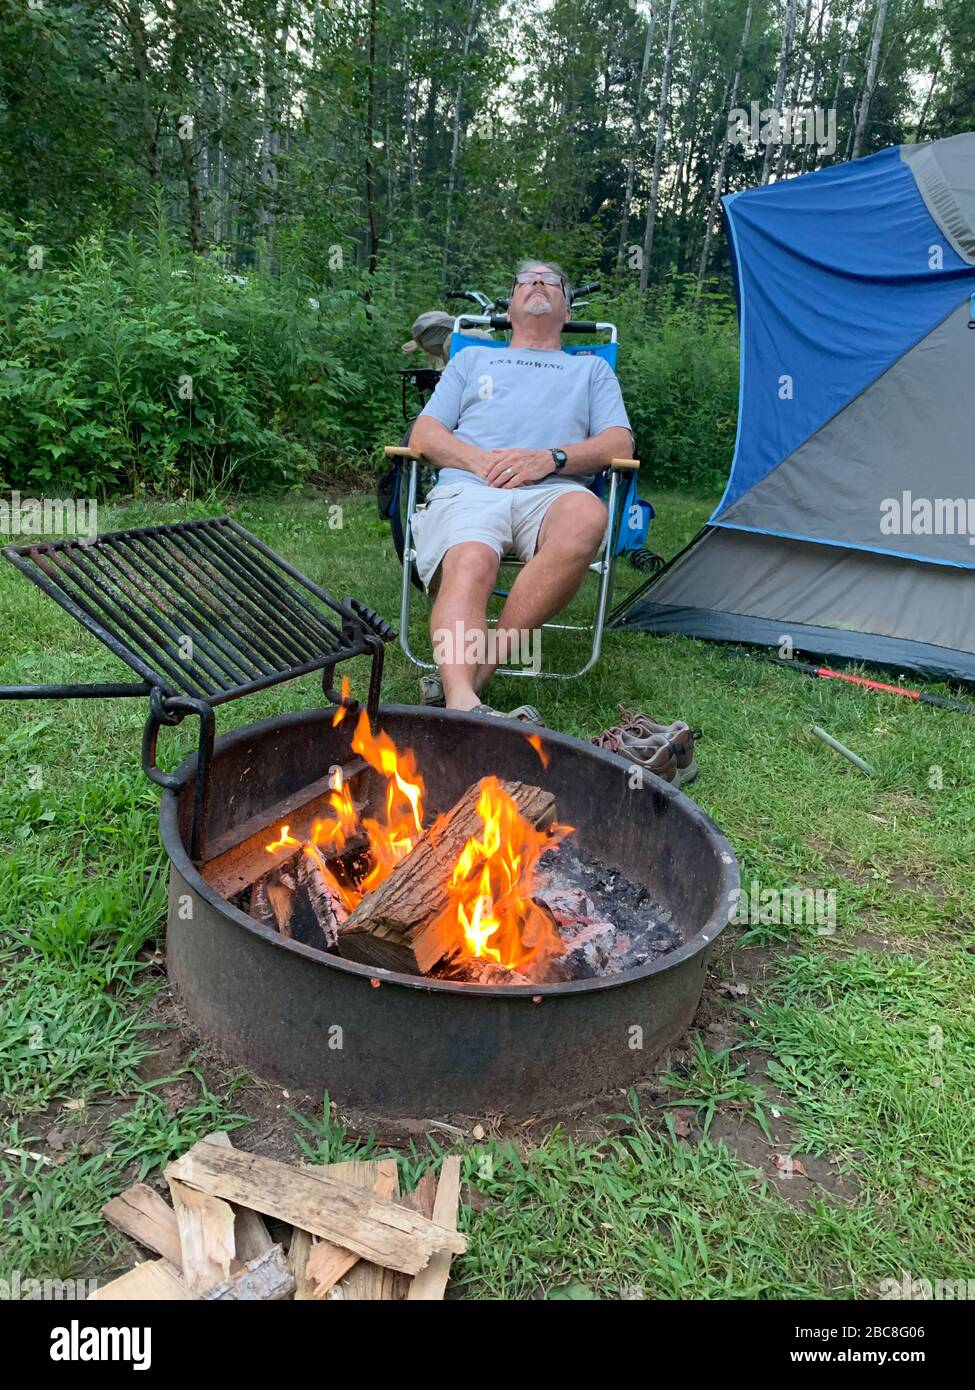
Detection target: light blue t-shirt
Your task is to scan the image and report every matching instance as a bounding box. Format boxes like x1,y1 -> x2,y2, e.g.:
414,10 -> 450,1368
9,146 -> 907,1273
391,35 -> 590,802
418,345 -> 632,487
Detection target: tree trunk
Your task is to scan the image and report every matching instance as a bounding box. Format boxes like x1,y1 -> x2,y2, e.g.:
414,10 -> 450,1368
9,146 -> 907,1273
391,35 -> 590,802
697,0 -> 753,286
364,0 -> 379,277
614,11 -> 657,288
441,0 -> 480,286
178,130 -> 207,253
124,0 -> 162,183
775,0 -> 812,179
915,28 -> 946,143
403,45 -> 418,217
761,0 -> 798,185
851,0 -> 891,160
640,0 -> 679,293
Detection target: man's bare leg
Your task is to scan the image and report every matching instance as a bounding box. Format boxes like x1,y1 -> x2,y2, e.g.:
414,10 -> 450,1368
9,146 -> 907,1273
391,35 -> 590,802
474,491 -> 608,690
429,541 -> 500,710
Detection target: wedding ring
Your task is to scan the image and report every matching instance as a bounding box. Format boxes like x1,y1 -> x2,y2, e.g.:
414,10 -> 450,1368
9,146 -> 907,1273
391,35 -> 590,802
506,467 -> 513,476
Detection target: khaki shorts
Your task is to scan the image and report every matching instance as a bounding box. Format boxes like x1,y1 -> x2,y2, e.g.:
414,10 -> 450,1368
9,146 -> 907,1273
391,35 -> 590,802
410,479 -> 597,589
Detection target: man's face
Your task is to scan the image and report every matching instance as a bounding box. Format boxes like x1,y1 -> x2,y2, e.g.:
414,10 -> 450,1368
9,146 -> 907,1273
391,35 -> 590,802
509,265 -> 570,328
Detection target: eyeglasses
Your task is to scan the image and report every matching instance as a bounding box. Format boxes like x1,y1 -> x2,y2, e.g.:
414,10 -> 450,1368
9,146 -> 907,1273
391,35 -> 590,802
512,270 -> 566,294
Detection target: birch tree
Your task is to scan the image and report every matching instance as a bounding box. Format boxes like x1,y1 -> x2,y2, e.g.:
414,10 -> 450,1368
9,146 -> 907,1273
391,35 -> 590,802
639,0 -> 678,292
615,8 -> 657,288
697,0 -> 752,287
761,0 -> 798,184
851,0 -> 891,159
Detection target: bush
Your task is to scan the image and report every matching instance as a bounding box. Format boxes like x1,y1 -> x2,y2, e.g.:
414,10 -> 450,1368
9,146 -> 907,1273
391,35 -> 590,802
612,277 -> 739,494
0,219 -> 739,499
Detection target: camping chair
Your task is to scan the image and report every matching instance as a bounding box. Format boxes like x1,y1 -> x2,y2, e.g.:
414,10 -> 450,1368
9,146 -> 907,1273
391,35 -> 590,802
382,313 -> 650,680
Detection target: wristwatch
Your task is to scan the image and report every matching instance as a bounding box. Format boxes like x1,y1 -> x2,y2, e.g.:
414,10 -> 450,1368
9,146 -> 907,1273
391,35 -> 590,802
550,448 -> 568,472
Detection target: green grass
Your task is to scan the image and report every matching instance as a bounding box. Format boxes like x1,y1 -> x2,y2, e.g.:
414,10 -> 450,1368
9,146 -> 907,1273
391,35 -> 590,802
1,488 -> 973,1295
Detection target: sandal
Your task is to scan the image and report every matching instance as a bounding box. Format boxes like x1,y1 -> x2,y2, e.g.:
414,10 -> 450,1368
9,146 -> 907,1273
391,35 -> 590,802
470,702 -> 545,725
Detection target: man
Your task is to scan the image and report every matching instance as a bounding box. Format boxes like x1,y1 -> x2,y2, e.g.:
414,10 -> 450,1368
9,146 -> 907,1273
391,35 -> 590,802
408,260 -> 634,717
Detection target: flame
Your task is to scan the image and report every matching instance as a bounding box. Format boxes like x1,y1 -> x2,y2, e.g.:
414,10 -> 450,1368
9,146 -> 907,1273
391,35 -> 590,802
266,823 -> 301,854
526,733 -> 550,769
310,769 -> 358,853
332,675 -> 352,727
351,710 -> 425,892
431,776 -> 571,974
261,713 -> 571,980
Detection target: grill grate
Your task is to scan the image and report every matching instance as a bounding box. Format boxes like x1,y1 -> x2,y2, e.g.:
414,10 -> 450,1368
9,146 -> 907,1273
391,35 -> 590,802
1,515 -> 395,859
3,516 -> 368,704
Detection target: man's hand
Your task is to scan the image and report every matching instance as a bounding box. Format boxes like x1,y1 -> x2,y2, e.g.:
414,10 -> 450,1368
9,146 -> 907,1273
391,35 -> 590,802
484,449 -> 553,489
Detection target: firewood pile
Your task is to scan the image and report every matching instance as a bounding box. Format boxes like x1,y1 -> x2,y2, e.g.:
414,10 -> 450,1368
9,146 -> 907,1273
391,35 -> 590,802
90,1132 -> 464,1301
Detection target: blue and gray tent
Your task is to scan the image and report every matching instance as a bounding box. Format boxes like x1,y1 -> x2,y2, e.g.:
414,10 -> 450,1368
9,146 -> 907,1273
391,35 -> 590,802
612,133 -> 975,685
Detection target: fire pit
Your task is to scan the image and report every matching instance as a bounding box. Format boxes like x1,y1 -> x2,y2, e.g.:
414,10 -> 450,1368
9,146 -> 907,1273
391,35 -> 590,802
0,516 -> 738,1120
163,705 -> 738,1117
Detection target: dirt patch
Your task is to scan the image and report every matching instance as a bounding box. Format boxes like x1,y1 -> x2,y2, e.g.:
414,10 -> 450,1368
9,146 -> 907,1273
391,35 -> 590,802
704,1110 -> 859,1206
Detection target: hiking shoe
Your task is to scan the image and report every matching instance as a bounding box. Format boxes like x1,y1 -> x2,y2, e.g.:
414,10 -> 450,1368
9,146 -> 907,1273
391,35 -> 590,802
592,704 -> 700,786
620,729 -> 698,786
620,724 -> 698,785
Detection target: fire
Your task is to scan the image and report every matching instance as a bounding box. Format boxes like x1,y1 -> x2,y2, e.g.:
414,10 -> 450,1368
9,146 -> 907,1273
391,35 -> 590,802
310,769 -> 357,852
263,712 -> 571,978
331,675 -> 352,727
526,733 -> 550,769
431,776 -> 571,974
351,710 -> 425,892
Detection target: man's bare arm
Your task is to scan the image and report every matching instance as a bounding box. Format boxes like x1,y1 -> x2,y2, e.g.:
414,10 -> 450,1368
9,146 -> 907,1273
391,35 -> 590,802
407,416 -> 494,479
555,426 -> 635,474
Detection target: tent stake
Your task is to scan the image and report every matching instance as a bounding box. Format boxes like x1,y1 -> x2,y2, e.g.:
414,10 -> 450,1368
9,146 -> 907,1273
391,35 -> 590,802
763,656 -> 975,715
809,724 -> 875,775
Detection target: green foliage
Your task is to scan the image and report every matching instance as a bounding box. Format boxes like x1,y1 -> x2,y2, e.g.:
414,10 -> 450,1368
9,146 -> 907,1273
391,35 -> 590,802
613,278 -> 740,493
0,219 -> 740,498
0,217 -> 403,496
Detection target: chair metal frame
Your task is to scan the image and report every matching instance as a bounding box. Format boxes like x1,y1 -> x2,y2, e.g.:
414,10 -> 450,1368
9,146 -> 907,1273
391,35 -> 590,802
387,315 -> 640,681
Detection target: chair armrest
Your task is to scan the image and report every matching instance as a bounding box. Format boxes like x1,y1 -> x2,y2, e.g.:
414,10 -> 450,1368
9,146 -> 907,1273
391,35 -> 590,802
609,458 -> 640,471
384,445 -> 424,460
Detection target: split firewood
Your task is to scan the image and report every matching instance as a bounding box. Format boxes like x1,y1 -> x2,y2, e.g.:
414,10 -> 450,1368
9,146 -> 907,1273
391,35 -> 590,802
320,1159 -> 400,1301
198,1246 -> 294,1301
250,848 -> 349,952
337,779 -> 556,973
289,1227 -> 317,1301
165,1139 -> 466,1276
101,1184 -> 182,1267
167,1178 -> 236,1294
205,1132 -> 275,1260
407,1157 -> 462,1302
87,1260 -> 192,1301
298,1158 -> 398,1299
391,1173 -> 439,1300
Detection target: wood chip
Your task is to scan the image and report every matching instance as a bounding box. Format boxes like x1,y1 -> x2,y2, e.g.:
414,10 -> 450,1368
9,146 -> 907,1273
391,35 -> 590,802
165,1139 -> 465,1276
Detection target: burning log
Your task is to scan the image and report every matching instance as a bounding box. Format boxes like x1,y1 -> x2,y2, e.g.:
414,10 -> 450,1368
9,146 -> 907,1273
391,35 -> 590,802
337,779 -> 557,975
250,847 -> 352,952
